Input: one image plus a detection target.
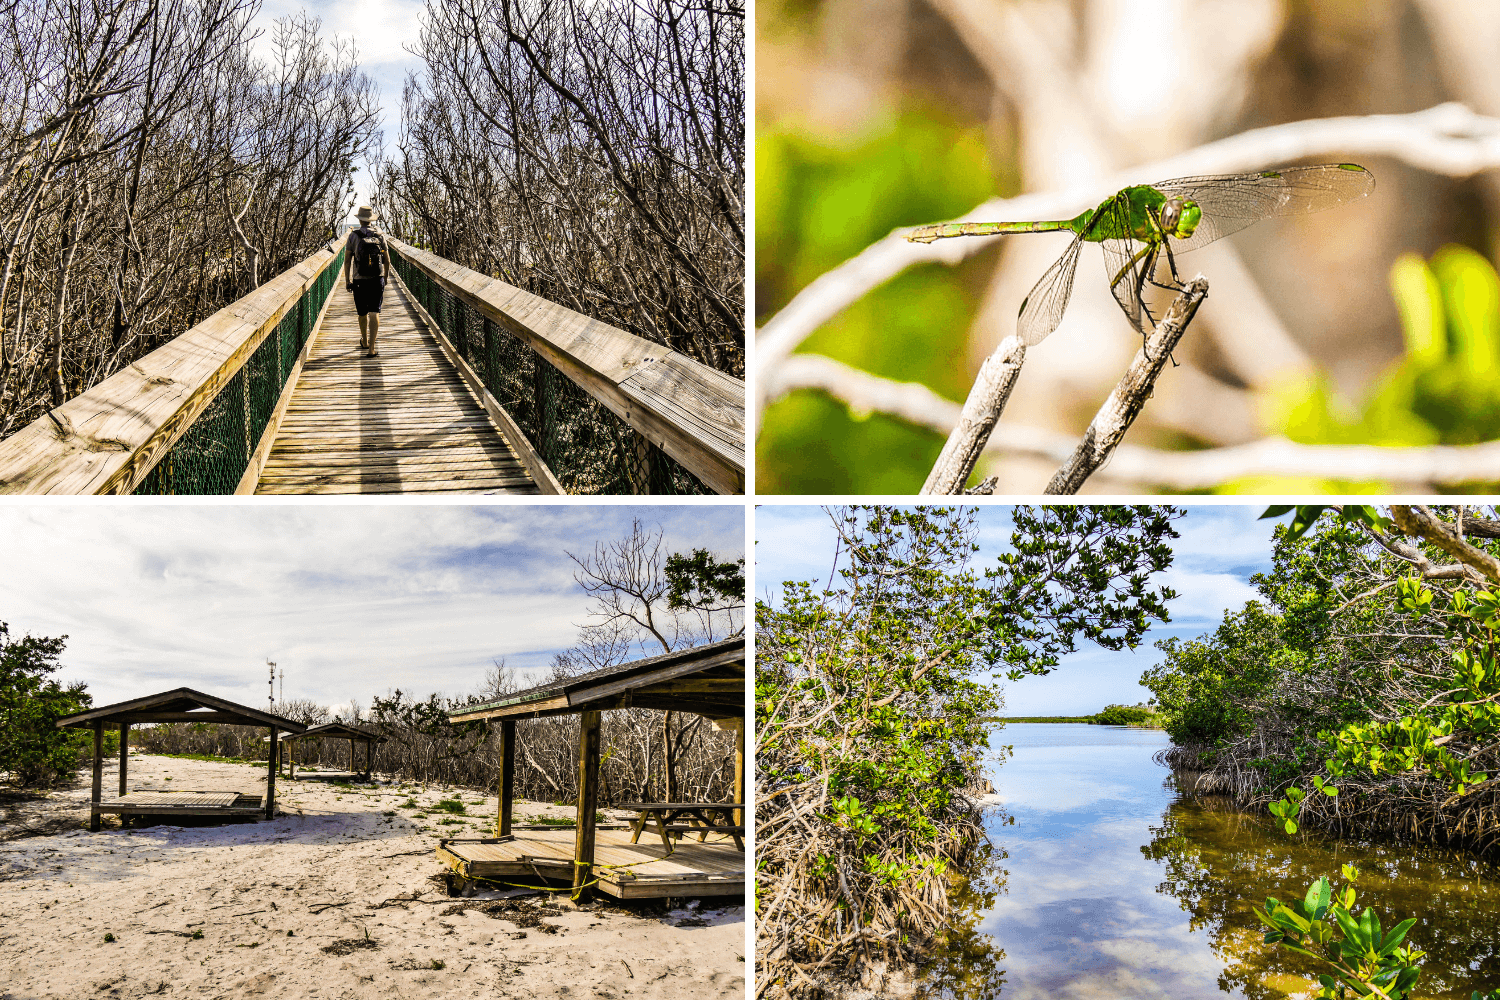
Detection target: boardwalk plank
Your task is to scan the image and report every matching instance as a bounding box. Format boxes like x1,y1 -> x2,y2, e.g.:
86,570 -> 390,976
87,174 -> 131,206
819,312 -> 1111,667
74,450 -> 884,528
256,280 -> 539,495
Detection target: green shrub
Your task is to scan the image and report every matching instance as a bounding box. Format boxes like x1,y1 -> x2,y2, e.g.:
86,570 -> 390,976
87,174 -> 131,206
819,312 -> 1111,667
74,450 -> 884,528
1,623 -> 99,787
1092,705 -> 1155,726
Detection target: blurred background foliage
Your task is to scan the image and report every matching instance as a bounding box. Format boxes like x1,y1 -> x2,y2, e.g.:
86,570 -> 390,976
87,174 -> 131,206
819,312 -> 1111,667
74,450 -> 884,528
756,0 -> 1500,493
757,111 -> 1000,491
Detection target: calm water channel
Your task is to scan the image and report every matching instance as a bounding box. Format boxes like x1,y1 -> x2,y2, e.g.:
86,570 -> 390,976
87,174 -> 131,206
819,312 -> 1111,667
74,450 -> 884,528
917,723 -> 1500,1000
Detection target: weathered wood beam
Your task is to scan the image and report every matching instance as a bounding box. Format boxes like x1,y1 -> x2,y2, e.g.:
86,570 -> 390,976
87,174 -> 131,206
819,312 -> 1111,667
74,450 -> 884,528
565,648 -> 744,707
387,238 -> 744,494
734,726 -> 745,830
105,712 -> 248,724
0,244 -> 343,494
631,679 -> 745,695
572,710 -> 602,899
448,692 -> 571,723
266,727 -> 278,820
91,722 -> 103,831
497,720 -> 515,837
118,723 -> 129,798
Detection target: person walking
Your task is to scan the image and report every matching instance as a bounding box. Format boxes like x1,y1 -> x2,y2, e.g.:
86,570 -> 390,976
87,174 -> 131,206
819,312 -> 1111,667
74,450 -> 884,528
343,205 -> 391,357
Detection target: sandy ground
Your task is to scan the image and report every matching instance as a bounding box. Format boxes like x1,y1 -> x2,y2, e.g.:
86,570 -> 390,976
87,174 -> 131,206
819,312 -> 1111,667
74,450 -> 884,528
0,754 -> 745,1000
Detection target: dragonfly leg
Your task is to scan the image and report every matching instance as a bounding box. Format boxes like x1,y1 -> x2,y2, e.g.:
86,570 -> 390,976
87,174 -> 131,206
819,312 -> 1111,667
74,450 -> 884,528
1135,246 -> 1181,368
1146,239 -> 1185,295
1135,246 -> 1160,331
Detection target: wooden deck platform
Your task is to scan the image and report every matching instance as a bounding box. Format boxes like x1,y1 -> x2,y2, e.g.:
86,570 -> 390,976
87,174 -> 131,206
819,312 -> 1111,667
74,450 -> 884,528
436,827 -> 744,899
93,790 -> 264,818
255,279 -> 540,494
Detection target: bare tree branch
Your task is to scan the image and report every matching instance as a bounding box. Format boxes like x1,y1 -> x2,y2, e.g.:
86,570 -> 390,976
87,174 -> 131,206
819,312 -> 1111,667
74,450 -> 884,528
755,102 -> 1500,428
1042,278 -> 1210,494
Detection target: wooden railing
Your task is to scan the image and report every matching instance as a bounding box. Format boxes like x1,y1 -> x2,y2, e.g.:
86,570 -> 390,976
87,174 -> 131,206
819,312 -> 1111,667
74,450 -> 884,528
0,244 -> 344,494
388,237 -> 745,495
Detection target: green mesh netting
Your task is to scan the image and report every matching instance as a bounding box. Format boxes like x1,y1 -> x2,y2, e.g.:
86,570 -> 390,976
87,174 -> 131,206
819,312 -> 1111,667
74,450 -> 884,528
133,248 -> 343,495
391,250 -> 713,495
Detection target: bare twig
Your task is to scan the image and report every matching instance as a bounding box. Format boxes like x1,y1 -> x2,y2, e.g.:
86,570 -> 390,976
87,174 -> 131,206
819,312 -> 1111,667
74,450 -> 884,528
755,103 -> 1500,427
1043,278 -> 1210,493
766,355 -> 1500,490
920,336 -> 1026,494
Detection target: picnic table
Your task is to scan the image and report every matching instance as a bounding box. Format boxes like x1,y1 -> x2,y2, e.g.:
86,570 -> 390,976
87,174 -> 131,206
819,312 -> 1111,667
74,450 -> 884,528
617,801 -> 744,852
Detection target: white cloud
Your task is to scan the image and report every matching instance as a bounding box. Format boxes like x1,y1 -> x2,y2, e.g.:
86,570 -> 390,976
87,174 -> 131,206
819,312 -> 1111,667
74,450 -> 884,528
0,503 -> 742,712
755,504 -> 1279,714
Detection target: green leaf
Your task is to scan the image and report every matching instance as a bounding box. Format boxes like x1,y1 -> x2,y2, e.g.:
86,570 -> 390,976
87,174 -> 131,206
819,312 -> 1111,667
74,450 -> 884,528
1304,877 -> 1331,918
1333,906 -> 1363,945
1379,917 -> 1417,956
1359,905 -> 1381,947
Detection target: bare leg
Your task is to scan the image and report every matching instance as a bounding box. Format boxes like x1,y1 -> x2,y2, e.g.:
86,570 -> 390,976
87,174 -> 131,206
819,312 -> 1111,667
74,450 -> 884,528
357,313 -> 369,351
368,313 -> 380,356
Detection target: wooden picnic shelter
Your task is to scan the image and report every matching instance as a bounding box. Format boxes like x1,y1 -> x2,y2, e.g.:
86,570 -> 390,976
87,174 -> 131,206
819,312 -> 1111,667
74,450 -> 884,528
56,688 -> 307,829
279,723 -> 386,780
441,637 -> 745,899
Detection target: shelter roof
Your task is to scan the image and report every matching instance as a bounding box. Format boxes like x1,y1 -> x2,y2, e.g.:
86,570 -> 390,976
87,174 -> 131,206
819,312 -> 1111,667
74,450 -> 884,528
449,637 -> 744,723
56,687 -> 308,731
283,723 -> 387,743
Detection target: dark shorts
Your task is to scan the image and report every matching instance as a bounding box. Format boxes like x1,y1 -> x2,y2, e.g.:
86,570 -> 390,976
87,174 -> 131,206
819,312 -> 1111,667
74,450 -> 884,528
352,278 -> 385,315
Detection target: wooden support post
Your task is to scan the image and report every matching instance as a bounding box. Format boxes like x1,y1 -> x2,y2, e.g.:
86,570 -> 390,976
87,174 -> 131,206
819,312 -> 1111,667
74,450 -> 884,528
572,711 -> 602,899
734,724 -> 745,830
118,723 -> 130,798
289,740 -> 296,780
266,727 -> 278,820
349,738 -> 355,775
629,430 -> 657,494
497,720 -> 515,837
90,722 -> 103,832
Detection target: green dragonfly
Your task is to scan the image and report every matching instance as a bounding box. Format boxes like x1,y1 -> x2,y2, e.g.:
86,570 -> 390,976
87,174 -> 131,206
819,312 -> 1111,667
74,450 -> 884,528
908,163 -> 1375,345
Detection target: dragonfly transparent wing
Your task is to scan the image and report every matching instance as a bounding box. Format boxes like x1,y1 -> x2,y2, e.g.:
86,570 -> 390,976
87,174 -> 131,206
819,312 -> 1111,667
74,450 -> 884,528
1099,236 -> 1161,336
1089,195 -> 1159,335
1155,163 -> 1375,253
1017,234 -> 1085,346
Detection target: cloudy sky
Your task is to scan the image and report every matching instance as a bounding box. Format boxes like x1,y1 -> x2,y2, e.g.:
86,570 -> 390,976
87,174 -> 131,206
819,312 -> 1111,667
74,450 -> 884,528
252,0 -> 425,221
2,503 -> 745,717
753,504 -> 1277,716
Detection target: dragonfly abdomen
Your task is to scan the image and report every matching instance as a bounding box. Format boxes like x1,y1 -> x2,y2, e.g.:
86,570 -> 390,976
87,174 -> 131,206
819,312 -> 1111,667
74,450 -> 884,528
908,218 -> 1078,243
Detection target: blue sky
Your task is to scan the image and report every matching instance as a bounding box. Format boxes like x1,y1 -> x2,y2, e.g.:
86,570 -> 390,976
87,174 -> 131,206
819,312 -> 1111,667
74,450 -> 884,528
1,503 -> 744,716
252,0 -> 425,222
753,505 -> 1278,716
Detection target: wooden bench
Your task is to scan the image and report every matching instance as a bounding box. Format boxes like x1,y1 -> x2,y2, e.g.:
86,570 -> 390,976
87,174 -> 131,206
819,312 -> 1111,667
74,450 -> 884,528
617,802 -> 744,852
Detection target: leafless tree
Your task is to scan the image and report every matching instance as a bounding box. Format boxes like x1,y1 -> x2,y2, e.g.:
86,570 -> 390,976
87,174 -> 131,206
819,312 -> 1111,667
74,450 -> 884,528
375,0 -> 744,375
0,0 -> 379,438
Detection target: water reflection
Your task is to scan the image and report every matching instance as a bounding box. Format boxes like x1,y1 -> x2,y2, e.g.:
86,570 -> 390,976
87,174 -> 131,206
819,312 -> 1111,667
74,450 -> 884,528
1146,795 -> 1500,999
918,839 -> 1010,1000
913,723 -> 1500,999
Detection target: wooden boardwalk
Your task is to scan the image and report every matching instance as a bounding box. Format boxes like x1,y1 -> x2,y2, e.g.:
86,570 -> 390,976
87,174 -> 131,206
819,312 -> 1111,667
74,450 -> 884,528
94,790 -> 264,820
255,279 -> 540,494
438,828 -> 745,899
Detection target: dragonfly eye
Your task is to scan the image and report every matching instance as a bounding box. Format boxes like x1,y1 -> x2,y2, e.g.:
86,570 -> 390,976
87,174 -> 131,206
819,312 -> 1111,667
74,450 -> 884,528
1159,199 -> 1182,234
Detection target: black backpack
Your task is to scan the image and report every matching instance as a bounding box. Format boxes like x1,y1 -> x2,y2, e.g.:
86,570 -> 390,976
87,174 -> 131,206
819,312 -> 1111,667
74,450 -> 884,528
352,227 -> 385,279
